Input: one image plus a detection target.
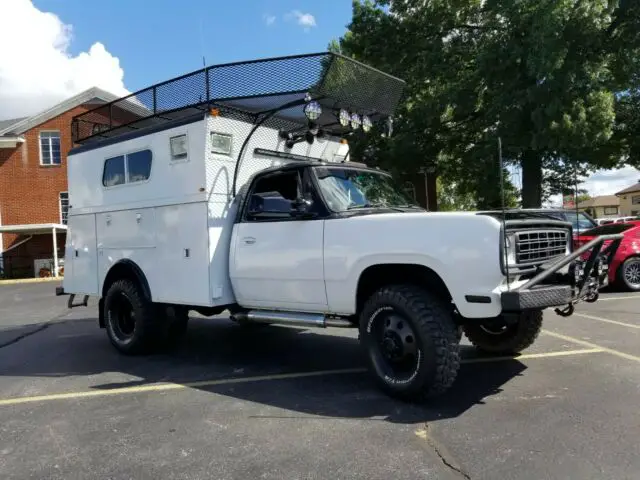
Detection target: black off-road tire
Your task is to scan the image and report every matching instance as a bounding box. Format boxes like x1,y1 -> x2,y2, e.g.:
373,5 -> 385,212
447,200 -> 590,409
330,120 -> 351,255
359,284 -> 460,402
463,310 -> 543,355
103,279 -> 162,355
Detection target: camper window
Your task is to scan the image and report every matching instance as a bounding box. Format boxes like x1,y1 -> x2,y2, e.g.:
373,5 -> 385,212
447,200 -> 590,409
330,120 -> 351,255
103,155 -> 125,187
127,150 -> 152,183
102,149 -> 152,187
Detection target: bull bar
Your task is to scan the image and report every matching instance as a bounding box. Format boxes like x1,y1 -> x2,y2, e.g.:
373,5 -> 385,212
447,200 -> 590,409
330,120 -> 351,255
501,233 -> 624,316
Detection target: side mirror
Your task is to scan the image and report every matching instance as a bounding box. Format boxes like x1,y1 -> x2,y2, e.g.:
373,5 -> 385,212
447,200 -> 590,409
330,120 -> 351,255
290,197 -> 316,218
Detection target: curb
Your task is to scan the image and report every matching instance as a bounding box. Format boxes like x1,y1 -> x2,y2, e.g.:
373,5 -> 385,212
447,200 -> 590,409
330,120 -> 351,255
0,277 -> 62,286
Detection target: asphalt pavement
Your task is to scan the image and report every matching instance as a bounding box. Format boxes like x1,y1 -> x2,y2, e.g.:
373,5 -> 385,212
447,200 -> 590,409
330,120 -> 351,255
0,281 -> 638,479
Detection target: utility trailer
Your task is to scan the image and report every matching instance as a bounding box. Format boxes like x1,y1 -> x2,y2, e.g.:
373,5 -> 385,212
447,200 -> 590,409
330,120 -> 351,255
57,52 -> 622,401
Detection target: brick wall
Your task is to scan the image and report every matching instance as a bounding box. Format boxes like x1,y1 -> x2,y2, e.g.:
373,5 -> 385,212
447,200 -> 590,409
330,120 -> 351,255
0,104 -> 95,275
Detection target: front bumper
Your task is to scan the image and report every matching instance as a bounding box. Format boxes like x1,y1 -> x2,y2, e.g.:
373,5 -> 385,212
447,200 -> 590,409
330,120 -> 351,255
500,232 -> 624,314
501,284 -> 572,311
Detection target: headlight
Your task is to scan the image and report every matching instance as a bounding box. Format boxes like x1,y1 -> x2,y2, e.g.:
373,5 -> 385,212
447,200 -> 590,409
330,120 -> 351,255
503,232 -> 516,267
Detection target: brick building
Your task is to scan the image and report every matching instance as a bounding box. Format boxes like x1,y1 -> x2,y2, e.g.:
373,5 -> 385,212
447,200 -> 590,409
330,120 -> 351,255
0,87 -> 120,279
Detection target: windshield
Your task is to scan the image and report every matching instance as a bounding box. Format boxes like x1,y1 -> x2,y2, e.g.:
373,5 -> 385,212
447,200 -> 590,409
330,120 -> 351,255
312,166 -> 419,212
564,212 -> 596,232
578,223 -> 635,237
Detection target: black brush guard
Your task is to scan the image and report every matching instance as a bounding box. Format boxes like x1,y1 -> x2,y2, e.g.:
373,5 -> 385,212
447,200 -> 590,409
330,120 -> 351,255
500,233 -> 624,316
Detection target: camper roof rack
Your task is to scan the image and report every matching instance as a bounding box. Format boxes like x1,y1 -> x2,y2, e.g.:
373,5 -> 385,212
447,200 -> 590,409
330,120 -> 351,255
71,52 -> 406,145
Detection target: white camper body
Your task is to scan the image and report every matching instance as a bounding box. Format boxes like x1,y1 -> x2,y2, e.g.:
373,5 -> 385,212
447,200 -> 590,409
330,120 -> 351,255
62,112 -> 348,308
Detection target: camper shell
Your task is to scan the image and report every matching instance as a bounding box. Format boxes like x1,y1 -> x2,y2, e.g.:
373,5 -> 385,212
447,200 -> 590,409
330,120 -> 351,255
56,52 -> 623,402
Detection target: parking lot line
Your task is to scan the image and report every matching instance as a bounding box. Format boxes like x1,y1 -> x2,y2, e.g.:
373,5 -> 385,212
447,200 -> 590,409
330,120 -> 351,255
461,348 -> 604,364
542,329 -> 640,364
0,348 -> 603,407
574,312 -> 640,330
596,296 -> 639,301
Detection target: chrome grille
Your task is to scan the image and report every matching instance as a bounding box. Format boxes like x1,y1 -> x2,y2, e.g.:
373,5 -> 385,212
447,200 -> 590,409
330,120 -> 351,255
515,229 -> 568,265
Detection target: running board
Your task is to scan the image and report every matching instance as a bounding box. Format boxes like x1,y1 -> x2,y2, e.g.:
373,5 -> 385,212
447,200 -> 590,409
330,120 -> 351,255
231,310 -> 353,328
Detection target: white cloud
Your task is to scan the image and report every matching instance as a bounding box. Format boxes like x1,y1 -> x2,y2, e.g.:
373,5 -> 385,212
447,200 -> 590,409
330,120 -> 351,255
544,166 -> 640,207
0,0 -> 129,120
263,13 -> 276,26
285,10 -> 317,30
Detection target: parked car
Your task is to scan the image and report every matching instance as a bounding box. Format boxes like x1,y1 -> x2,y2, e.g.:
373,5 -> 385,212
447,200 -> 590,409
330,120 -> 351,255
574,221 -> 640,291
481,209 -> 597,237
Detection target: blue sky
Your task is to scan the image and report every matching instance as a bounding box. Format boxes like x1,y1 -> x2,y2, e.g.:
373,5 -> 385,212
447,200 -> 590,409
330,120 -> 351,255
32,0 -> 354,92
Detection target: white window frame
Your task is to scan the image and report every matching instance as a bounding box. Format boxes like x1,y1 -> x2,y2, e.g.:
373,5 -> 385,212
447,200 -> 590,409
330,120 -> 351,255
39,130 -> 62,166
632,194 -> 640,205
102,148 -> 153,189
59,191 -> 69,225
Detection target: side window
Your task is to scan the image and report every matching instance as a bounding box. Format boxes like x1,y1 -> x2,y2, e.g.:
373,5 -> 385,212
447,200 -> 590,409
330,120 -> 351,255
102,150 -> 152,187
103,155 -> 125,186
245,170 -> 301,221
127,150 -> 152,183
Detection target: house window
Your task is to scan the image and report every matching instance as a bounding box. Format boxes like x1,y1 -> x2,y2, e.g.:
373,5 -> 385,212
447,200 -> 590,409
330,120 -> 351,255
40,131 -> 61,165
59,192 -> 69,225
604,206 -> 618,215
632,195 -> 640,205
102,149 -> 152,187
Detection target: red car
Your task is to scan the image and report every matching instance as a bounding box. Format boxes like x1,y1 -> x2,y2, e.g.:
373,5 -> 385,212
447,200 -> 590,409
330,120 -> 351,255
574,221 -> 640,291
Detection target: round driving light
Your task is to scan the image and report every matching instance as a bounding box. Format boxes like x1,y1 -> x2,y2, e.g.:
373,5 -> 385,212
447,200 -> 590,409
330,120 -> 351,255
350,113 -> 362,130
338,109 -> 350,127
304,101 -> 322,121
362,115 -> 373,132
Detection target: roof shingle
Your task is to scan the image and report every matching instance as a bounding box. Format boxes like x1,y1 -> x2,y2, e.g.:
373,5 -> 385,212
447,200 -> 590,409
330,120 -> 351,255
0,117 -> 28,134
615,181 -> 640,196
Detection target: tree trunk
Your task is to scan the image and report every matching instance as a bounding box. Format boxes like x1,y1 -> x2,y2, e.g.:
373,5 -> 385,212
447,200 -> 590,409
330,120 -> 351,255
521,149 -> 543,208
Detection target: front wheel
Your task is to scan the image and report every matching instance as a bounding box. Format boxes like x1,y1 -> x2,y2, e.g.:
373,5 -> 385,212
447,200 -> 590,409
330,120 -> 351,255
463,310 -> 543,355
617,256 -> 640,292
359,285 -> 460,401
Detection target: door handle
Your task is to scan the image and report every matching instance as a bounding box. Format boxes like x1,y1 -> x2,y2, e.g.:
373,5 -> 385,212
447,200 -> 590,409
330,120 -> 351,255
242,236 -> 256,245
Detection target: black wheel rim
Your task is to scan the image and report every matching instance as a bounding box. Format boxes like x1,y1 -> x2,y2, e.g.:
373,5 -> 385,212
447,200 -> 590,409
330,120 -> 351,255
368,307 -> 421,384
624,259 -> 640,288
108,292 -> 136,342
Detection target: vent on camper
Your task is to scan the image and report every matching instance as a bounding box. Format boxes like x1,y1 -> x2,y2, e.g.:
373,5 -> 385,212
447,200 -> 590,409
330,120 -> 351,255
71,52 -> 406,145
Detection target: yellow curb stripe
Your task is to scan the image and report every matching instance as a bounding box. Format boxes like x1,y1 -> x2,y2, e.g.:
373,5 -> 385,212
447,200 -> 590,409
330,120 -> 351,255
0,277 -> 61,286
543,329 -> 640,363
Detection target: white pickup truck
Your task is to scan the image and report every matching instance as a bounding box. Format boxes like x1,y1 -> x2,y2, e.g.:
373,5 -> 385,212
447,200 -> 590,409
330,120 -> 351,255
56,52 -> 621,401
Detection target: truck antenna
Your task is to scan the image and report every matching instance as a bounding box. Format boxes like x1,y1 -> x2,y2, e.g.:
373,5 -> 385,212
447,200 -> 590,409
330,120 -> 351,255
499,136 -> 510,289
574,160 -> 580,238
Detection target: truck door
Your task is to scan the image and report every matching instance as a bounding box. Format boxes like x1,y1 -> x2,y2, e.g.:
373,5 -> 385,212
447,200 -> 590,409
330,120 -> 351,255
229,167 -> 327,310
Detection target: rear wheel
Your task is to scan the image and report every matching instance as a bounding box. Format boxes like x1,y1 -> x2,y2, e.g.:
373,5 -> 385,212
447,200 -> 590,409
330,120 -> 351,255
358,285 -> 460,401
463,310 -> 543,355
103,279 -> 162,355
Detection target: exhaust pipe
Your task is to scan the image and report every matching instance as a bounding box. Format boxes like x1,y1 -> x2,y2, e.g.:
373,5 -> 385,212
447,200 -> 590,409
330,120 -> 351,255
231,310 -> 352,328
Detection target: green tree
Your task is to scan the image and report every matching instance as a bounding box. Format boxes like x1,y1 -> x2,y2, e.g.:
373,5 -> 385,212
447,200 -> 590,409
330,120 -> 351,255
334,0 -> 640,208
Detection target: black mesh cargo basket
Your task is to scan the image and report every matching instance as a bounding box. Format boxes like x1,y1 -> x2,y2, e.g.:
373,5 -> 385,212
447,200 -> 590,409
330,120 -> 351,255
71,52 -> 406,144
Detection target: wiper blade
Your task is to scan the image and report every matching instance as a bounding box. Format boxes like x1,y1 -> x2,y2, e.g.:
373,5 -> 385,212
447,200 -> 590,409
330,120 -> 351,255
347,203 -> 377,210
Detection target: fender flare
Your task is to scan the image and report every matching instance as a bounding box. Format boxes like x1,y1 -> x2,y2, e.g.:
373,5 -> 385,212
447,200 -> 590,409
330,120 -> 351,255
99,259 -> 152,327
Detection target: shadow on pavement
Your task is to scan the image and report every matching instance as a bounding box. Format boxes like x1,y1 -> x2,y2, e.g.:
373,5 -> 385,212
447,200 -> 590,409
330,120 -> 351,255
0,316 -> 527,424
